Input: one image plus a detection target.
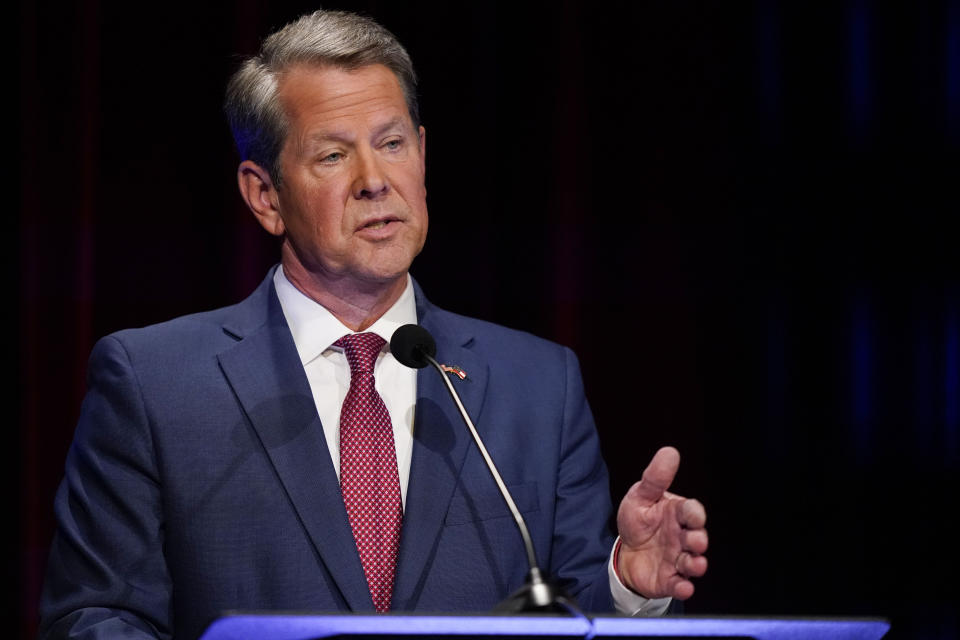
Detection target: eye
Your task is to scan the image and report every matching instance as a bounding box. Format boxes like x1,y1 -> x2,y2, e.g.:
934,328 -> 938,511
319,151 -> 343,164
383,138 -> 403,151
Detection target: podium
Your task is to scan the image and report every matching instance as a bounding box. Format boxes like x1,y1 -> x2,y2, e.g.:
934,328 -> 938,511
198,614 -> 890,640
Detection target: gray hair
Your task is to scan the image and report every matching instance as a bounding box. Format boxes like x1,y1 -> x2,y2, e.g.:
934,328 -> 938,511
224,10 -> 419,185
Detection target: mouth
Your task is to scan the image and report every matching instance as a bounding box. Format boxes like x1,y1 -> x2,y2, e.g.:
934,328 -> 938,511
358,216 -> 401,232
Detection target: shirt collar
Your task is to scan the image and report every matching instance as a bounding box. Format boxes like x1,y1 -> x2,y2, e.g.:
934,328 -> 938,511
273,266 -> 417,366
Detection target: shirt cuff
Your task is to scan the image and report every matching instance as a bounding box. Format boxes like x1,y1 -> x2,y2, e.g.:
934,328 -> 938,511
608,537 -> 672,616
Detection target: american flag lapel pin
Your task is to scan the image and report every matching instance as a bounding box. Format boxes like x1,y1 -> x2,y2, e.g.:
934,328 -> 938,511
440,364 -> 467,380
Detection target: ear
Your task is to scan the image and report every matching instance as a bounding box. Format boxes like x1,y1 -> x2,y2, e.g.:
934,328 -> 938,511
237,160 -> 285,236
418,125 -> 427,186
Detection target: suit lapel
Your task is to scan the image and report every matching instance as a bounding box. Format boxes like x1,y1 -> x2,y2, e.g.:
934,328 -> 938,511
217,274 -> 374,612
391,291 -> 489,610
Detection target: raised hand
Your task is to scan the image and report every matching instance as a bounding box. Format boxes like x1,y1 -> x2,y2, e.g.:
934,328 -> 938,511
616,446 -> 708,600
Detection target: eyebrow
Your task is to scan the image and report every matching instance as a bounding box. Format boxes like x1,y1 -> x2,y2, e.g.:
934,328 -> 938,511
371,116 -> 408,139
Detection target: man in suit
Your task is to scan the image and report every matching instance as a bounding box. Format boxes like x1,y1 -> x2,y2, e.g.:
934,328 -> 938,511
39,10 -> 708,640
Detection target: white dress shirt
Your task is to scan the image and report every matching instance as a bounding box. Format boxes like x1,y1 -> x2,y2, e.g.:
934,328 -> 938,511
273,266 -> 668,615
274,266 -> 418,506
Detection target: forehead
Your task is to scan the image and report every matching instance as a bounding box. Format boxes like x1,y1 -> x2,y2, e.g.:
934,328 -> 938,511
276,64 -> 411,134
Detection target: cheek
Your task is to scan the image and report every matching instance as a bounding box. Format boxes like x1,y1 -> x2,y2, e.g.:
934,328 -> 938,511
294,185 -> 347,233
395,167 -> 428,204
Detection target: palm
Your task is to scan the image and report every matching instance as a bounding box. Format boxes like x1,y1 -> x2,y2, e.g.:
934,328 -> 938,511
616,447 -> 708,600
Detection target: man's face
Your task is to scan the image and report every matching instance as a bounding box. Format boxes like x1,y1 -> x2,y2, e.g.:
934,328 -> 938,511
271,63 -> 428,289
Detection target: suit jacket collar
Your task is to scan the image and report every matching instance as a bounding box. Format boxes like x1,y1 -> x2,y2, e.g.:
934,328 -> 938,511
216,268 -> 489,612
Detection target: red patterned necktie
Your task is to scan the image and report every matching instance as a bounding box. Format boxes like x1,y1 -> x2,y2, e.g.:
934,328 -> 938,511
334,332 -> 402,613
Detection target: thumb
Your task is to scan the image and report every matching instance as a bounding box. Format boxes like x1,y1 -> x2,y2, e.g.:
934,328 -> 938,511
628,446 -> 680,507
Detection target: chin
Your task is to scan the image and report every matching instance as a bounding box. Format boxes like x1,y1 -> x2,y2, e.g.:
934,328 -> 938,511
361,267 -> 412,285
359,248 -> 421,282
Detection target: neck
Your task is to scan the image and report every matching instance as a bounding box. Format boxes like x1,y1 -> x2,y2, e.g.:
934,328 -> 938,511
279,256 -> 407,332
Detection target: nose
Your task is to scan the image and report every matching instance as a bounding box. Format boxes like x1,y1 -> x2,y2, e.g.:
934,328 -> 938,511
352,148 -> 389,200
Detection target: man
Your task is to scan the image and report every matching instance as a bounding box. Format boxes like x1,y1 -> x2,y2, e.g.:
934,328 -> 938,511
39,10 -> 707,640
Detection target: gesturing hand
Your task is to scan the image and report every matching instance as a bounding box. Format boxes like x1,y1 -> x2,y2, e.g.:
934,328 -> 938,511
616,446 -> 708,600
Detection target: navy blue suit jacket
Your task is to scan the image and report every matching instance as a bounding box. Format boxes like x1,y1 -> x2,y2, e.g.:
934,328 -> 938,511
39,269 -> 616,639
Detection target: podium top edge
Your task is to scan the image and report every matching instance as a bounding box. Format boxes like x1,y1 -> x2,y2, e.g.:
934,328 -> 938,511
200,612 -> 891,640
215,610 -> 891,622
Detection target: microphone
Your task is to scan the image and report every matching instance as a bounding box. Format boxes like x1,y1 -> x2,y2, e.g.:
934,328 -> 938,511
389,323 -> 437,369
389,324 -> 578,614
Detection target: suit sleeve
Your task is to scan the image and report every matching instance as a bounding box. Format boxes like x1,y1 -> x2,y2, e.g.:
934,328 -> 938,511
548,347 -> 617,613
39,336 -> 172,640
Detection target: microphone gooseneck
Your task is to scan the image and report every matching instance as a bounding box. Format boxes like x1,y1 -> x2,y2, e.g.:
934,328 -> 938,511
389,324 -> 579,614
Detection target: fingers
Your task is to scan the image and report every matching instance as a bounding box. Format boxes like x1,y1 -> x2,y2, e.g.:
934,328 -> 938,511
667,575 -> 696,601
678,498 -> 707,529
629,446 -> 681,506
680,528 -> 708,555
676,501 -> 708,580
674,550 -> 708,578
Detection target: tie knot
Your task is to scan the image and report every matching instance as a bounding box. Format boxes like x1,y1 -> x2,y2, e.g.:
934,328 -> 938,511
334,332 -> 386,374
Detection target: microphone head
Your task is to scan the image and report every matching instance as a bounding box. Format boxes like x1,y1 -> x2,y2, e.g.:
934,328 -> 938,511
390,324 -> 437,369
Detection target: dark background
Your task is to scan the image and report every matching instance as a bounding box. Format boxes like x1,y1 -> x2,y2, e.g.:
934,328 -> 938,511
14,1 -> 959,639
